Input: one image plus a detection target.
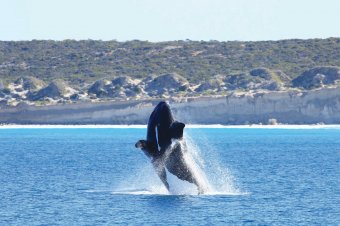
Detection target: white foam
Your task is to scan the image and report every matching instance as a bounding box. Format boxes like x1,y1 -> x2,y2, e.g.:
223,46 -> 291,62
182,133 -> 245,195
110,189 -> 249,196
111,132 -> 246,196
112,161 -> 171,195
176,138 -> 212,193
111,188 -> 168,195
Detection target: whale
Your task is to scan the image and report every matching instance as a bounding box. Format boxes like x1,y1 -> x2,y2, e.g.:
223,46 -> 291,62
135,101 -> 205,194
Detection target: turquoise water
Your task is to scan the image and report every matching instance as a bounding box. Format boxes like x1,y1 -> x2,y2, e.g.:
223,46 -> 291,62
0,128 -> 339,225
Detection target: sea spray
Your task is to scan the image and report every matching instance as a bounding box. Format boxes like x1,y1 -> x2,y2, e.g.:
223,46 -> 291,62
113,160 -> 169,195
183,130 -> 242,195
113,130 -> 243,195
171,138 -> 212,194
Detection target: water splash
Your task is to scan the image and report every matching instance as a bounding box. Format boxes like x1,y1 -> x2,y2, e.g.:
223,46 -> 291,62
112,131 -> 245,196
112,161 -> 169,195
170,138 -> 212,194
180,133 -> 244,195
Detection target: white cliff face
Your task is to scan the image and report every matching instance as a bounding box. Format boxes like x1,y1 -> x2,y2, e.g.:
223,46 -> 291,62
173,88 -> 340,124
0,87 -> 339,124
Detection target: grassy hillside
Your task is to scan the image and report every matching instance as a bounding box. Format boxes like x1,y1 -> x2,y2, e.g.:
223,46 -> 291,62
1,38 -> 340,86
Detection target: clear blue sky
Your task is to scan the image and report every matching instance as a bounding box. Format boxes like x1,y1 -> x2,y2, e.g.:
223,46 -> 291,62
1,0 -> 340,41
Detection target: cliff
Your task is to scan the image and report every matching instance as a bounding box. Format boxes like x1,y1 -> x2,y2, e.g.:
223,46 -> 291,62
1,87 -> 339,125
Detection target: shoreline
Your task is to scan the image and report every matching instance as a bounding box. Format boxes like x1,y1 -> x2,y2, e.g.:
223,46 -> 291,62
1,124 -> 340,129
1,87 -> 340,125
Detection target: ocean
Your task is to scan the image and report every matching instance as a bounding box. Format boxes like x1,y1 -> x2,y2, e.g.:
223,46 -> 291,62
0,127 -> 339,225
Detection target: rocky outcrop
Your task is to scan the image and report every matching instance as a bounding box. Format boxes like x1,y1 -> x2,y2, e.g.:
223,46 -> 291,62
292,66 -> 340,89
110,76 -> 141,98
224,72 -> 282,91
88,76 -> 141,98
195,75 -> 225,92
29,80 -> 71,100
249,68 -> 289,82
1,66 -> 340,107
14,76 -> 46,91
250,68 -> 274,80
145,73 -> 189,96
88,79 -> 110,97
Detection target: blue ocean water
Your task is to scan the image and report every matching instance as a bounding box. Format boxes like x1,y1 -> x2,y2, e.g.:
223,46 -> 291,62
0,128 -> 339,225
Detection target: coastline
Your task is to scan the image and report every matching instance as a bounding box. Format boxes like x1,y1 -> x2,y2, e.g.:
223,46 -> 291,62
1,87 -> 340,125
1,124 -> 340,129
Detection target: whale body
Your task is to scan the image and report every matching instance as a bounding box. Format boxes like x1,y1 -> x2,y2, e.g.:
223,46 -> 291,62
135,101 -> 204,193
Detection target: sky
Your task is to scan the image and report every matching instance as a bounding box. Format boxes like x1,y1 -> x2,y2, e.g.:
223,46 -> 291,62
1,0 -> 340,41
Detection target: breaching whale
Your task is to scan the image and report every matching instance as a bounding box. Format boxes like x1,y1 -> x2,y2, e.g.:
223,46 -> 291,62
135,101 -> 205,194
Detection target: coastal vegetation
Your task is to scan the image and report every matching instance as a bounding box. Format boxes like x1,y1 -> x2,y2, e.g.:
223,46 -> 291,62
0,38 -> 340,106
